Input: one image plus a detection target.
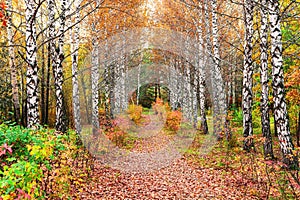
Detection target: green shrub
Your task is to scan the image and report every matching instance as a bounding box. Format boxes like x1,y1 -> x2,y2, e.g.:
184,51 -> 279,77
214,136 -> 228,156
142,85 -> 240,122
0,124 -> 92,199
232,109 -> 243,127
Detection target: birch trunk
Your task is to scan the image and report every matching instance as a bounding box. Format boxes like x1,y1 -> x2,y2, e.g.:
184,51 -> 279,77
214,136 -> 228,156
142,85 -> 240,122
137,61 -> 141,105
197,3 -> 208,134
260,0 -> 273,158
242,0 -> 254,150
91,35 -> 100,133
25,0 -> 39,128
71,0 -> 81,134
53,0 -> 68,132
204,0 -> 217,136
211,0 -> 227,139
269,0 -> 297,167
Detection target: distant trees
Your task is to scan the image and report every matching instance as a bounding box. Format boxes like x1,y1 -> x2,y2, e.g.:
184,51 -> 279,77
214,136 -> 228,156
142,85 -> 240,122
6,0 -> 20,124
0,0 -> 101,130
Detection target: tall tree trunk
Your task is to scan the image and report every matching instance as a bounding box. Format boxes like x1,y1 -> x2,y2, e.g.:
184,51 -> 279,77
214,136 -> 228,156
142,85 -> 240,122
71,0 -> 82,134
45,44 -> 51,125
260,0 -> 274,159
40,35 -> 46,125
269,0 -> 297,167
242,0 -> 254,151
7,0 -> 21,124
211,0 -> 227,139
232,53 -> 237,106
197,4 -> 208,134
91,34 -> 100,134
137,61 -> 141,105
53,0 -> 67,132
192,66 -> 198,128
120,28 -> 127,111
21,68 -> 27,126
25,0 -> 39,128
48,0 -> 55,127
109,64 -> 115,118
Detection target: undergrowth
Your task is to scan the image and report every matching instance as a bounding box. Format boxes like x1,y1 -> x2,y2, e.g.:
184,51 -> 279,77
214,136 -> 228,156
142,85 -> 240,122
0,124 -> 93,199
184,123 -> 300,199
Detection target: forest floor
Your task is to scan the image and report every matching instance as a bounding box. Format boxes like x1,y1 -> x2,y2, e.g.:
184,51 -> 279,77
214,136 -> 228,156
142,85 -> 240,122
74,112 -> 294,200
77,157 -> 265,199
75,119 -> 284,199
78,155 -> 267,199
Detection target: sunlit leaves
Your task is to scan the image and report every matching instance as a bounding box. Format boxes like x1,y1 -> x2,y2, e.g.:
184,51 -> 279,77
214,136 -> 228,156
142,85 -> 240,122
0,125 -> 92,199
0,2 -> 7,27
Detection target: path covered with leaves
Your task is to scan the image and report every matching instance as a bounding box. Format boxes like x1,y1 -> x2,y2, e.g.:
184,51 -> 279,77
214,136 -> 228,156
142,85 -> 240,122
76,124 -> 267,200
78,157 -> 266,199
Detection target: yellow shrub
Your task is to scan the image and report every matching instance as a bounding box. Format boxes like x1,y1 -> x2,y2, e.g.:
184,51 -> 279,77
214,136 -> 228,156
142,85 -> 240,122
127,104 -> 143,124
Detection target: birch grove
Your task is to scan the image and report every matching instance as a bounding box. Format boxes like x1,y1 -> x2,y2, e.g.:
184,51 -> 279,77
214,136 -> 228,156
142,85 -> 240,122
0,0 -> 298,171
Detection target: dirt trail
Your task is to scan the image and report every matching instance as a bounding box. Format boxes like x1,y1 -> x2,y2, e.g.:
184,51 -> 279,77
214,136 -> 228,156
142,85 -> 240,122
77,124 -> 263,199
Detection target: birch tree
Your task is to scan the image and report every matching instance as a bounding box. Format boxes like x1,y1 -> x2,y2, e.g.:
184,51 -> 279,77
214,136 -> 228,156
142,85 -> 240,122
210,0 -> 227,139
196,2 -> 208,134
91,24 -> 100,134
25,0 -> 39,128
53,0 -> 68,132
259,0 -> 273,158
269,0 -> 297,167
70,0 -> 82,134
242,0 -> 254,150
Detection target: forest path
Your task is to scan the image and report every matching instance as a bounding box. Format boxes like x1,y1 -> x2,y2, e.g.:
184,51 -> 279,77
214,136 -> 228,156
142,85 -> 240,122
77,157 -> 264,199
77,122 -> 264,199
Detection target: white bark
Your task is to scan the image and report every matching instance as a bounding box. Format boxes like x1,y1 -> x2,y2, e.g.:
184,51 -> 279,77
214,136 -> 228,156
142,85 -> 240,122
25,0 -> 39,128
242,0 -> 254,150
260,0 -> 273,158
70,0 -> 82,134
197,2 -> 208,134
269,0 -> 296,166
211,0 -> 227,138
91,36 -> 100,132
51,0 -> 67,132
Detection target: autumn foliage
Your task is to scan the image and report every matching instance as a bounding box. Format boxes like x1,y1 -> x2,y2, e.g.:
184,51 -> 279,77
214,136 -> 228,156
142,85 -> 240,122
165,110 -> 182,132
152,98 -> 182,132
0,125 -> 92,199
127,104 -> 143,124
0,2 -> 6,27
